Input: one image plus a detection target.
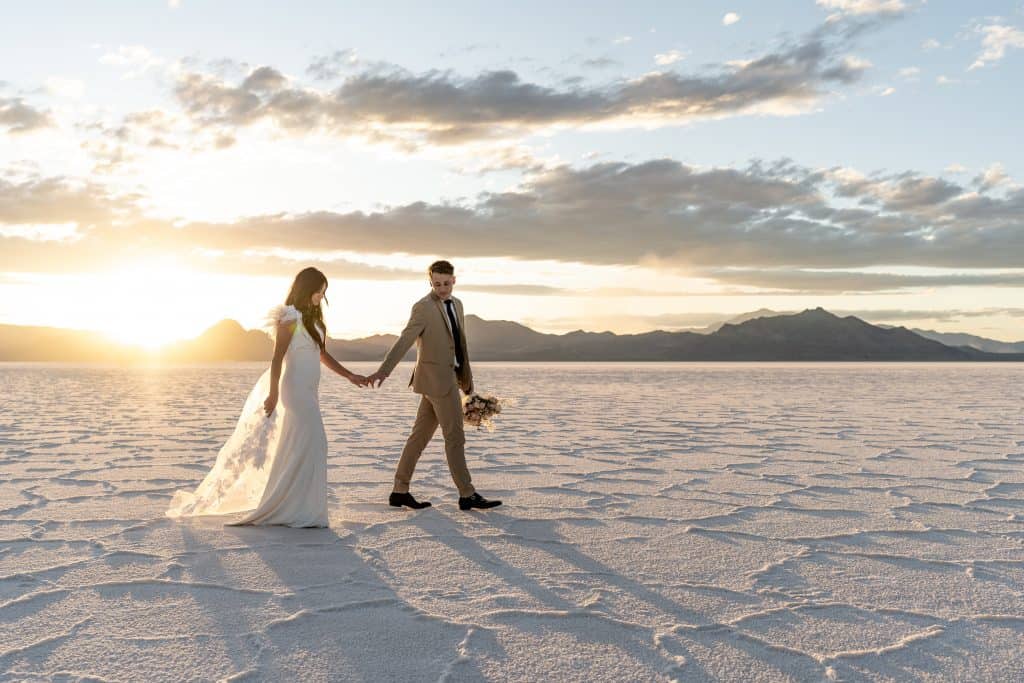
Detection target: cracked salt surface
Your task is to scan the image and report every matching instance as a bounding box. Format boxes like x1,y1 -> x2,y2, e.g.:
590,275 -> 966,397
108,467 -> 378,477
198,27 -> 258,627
2,361 -> 1023,681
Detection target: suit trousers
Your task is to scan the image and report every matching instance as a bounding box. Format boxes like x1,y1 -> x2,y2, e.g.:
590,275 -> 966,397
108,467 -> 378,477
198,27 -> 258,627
393,383 -> 475,498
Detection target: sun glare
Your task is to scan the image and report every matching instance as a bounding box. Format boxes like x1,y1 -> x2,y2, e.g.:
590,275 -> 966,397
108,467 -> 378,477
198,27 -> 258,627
93,260 -> 220,350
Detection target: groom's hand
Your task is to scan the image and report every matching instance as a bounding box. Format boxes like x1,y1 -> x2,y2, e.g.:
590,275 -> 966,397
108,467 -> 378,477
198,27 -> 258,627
367,371 -> 387,388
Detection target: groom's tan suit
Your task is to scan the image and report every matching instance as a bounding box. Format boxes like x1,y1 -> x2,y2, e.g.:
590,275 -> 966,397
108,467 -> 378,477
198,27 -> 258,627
377,292 -> 476,497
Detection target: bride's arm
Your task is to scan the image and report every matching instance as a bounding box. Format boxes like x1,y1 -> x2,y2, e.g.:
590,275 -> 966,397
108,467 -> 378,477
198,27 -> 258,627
320,349 -> 367,387
263,322 -> 295,416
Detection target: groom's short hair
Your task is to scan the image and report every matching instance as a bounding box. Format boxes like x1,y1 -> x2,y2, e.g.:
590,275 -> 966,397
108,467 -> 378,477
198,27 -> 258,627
428,260 -> 454,276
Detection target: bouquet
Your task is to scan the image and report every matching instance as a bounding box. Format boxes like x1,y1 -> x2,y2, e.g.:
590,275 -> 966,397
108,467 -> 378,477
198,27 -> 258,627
462,392 -> 508,431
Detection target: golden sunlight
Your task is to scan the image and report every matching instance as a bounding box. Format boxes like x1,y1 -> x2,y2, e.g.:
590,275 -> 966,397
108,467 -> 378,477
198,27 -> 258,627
94,260 -> 216,349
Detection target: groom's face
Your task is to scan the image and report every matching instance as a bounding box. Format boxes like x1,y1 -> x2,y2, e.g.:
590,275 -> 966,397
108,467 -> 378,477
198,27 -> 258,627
430,271 -> 455,300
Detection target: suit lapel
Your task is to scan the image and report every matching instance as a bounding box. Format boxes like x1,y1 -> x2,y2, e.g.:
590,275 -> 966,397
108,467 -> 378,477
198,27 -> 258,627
432,297 -> 455,342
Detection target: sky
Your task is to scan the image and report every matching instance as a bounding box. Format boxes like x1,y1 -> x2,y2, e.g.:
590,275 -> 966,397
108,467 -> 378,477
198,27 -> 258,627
1,0 -> 1023,347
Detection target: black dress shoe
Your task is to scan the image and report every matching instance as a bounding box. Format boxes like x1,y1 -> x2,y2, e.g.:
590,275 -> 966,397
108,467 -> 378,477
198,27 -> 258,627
458,492 -> 502,511
389,492 -> 431,509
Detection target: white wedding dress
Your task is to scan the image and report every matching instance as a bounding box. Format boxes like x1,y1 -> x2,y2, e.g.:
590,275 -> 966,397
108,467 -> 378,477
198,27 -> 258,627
166,304 -> 330,528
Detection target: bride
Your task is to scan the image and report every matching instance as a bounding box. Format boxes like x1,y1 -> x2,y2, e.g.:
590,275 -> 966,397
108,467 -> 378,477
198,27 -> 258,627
166,267 -> 369,528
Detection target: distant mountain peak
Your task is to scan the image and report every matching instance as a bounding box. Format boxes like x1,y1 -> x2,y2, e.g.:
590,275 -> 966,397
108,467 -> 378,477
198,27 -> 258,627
204,319 -> 247,335
465,314 -> 535,330
800,306 -> 835,317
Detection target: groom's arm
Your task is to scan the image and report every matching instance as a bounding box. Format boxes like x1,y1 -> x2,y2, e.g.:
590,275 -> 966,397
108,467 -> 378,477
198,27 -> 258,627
375,302 -> 427,380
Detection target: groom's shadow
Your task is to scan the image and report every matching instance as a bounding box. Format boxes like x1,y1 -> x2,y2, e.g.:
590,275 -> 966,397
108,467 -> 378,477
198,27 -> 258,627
174,519 -> 492,681
410,508 -> 707,618
405,507 -> 729,677
406,506 -> 834,678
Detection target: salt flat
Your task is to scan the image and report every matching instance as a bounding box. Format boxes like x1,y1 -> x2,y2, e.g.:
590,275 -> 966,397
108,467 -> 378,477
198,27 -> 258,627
1,362 -> 1023,682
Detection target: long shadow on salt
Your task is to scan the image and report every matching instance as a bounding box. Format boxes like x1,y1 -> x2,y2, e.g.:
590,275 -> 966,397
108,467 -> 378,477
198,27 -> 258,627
406,510 -> 722,673
195,521 -> 489,681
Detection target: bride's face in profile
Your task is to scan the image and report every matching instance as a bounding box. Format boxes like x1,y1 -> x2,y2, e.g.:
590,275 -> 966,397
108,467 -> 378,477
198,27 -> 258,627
311,283 -> 327,307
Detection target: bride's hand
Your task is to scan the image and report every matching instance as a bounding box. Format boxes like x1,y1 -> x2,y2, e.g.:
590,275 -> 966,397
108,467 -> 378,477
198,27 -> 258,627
263,393 -> 278,416
348,373 -> 368,388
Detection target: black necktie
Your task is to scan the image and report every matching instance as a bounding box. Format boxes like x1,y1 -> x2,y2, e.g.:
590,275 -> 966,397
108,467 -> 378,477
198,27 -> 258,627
444,299 -> 464,368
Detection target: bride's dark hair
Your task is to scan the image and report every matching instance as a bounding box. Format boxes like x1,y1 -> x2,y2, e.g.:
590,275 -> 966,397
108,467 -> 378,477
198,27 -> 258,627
285,267 -> 328,352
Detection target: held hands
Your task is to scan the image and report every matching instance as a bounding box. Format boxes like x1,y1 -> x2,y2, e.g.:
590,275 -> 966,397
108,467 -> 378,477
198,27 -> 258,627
347,373 -> 371,388
338,369 -> 385,388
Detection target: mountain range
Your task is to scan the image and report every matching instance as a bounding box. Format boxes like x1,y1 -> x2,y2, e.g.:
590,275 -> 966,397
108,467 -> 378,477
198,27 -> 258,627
901,328 -> 1024,354
2,308 -> 1022,362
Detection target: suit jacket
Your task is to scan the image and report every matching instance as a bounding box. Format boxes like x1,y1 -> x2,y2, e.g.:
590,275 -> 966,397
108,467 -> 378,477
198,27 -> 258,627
378,292 -> 473,397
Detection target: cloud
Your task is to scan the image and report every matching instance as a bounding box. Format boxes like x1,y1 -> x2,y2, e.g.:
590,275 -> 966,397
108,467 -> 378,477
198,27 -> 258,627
921,38 -> 941,50
5,154 -> 1022,280
459,284 -> 568,296
580,56 -> 621,69
835,307 -> 1024,323
453,144 -> 549,175
841,55 -> 872,70
700,268 -> 1024,292
723,13 -> 741,26
99,45 -> 165,79
306,49 -> 360,81
827,166 -> 967,210
195,252 -> 425,279
897,66 -> 920,79
0,222 -> 80,242
654,50 -> 686,65
0,174 -> 137,225
241,65 -> 288,92
969,23 -> 1024,70
0,97 -> 53,134
203,159 -> 1020,271
45,77 -> 85,99
168,17 -> 886,148
974,163 -> 1011,193
0,177 -> 424,280
816,0 -> 905,16
74,109 -> 185,172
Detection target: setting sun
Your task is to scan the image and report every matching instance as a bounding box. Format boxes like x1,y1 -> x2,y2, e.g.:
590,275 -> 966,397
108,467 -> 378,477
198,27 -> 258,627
94,260 -> 214,349
23,258 -> 241,350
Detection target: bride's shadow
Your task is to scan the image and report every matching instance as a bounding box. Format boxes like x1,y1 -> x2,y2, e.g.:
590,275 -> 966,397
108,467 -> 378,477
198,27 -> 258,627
175,518 -> 491,681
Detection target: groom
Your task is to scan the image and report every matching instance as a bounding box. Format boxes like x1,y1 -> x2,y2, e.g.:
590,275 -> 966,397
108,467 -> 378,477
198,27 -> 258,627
367,260 -> 502,511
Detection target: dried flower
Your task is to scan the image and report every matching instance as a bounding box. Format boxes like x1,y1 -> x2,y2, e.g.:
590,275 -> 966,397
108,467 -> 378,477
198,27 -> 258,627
461,392 -> 509,431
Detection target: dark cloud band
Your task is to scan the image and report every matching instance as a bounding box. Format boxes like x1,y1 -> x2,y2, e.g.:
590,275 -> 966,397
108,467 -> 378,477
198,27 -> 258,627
170,18 -> 882,146
2,154 -> 1021,283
